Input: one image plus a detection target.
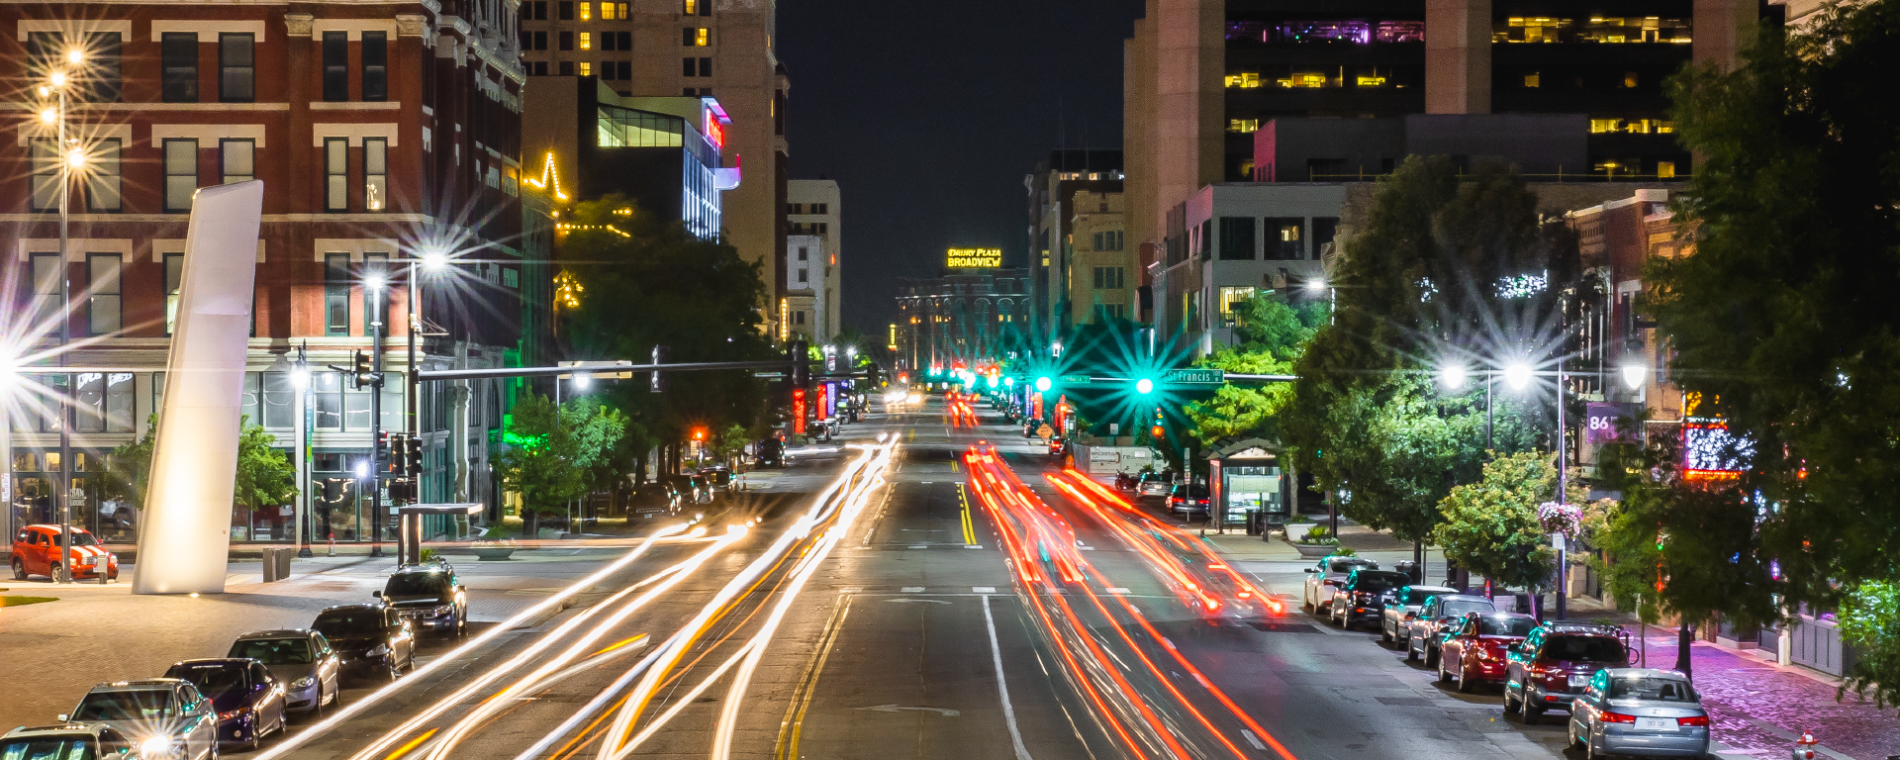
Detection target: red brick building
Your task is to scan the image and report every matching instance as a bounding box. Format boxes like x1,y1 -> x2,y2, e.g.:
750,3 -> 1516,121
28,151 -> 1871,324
0,1 -> 553,548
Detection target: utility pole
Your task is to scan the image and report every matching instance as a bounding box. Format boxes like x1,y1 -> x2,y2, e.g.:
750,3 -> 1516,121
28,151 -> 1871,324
369,281 -> 387,558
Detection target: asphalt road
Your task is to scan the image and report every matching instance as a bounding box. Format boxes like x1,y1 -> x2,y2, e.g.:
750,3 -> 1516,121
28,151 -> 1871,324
13,396 -> 1595,760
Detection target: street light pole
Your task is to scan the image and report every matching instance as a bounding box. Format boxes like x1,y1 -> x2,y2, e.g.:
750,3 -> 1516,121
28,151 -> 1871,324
368,281 -> 386,558
54,72 -> 73,585
1555,366 -> 1568,622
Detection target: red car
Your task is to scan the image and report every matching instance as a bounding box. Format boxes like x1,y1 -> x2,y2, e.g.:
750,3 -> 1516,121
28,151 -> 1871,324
1438,611 -> 1538,693
10,525 -> 119,581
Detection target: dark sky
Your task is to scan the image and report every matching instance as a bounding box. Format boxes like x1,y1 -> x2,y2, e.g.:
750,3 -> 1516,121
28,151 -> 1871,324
777,0 -> 1148,336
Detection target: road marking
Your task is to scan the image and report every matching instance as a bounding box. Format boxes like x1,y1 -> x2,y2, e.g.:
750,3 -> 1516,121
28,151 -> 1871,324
854,704 -> 962,717
909,545 -> 929,549
901,586 -> 926,593
983,595 -> 1036,760
1241,730 -> 1266,751
885,598 -> 952,605
773,596 -> 854,760
1078,546 -> 1096,551
1107,588 -> 1130,594
966,545 -> 984,549
973,587 -> 996,593
839,587 -> 863,594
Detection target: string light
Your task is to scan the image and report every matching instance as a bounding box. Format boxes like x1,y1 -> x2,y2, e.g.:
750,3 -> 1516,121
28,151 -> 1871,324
523,151 -> 568,200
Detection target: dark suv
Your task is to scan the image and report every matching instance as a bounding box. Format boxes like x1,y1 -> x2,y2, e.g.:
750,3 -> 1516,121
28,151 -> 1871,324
1503,622 -> 1632,723
375,560 -> 468,637
1330,569 -> 1411,630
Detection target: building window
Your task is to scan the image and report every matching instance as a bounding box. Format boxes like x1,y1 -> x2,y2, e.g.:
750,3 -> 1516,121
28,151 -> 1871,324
578,61 -> 592,76
560,61 -> 574,76
560,31 -> 574,51
324,138 -> 348,211
698,57 -> 712,76
163,139 -> 198,212
363,32 -> 388,101
1523,71 -> 1540,88
364,138 -> 388,211
533,31 -> 547,50
162,33 -> 198,102
579,2 -> 592,20
1265,217 -> 1304,260
324,253 -> 351,335
1219,286 -> 1256,324
797,247 -> 808,261
85,139 -> 122,212
1657,161 -> 1677,179
684,27 -> 709,46
1093,267 -> 1125,289
579,32 -> 592,50
164,253 -> 184,334
684,0 -> 710,15
322,32 -> 349,101
1625,71 -> 1639,88
87,253 -> 121,336
1312,217 -> 1339,257
220,33 -> 255,102
28,140 -> 59,212
28,253 -> 61,329
559,1 -> 574,20
221,139 -> 255,184
682,57 -> 696,76
1218,217 -> 1256,260
600,2 -> 617,19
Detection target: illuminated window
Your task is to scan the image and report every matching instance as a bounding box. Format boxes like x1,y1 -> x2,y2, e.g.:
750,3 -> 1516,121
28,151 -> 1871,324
1227,118 -> 1258,133
579,61 -> 591,75
579,2 -> 591,20
580,32 -> 591,50
696,28 -> 710,45
1277,71 -> 1331,88
1589,118 -> 1621,134
1523,72 -> 1540,88
684,0 -> 710,15
600,2 -> 614,18
1624,71 -> 1639,88
1224,72 -> 1261,88
365,138 -> 387,210
1218,286 -> 1256,324
1657,162 -> 1676,179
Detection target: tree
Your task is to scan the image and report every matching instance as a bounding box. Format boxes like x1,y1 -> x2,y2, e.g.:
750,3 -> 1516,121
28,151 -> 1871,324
1643,0 -> 1900,637
496,393 -> 626,535
101,414 -> 296,516
1185,296 -> 1326,446
1838,581 -> 1900,711
1432,450 -> 1556,593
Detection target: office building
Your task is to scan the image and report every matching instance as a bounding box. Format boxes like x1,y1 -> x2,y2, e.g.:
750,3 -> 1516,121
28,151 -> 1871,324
0,1 -> 552,547
783,233 -> 824,342
516,0 -> 787,327
521,78 -> 737,238
786,179 -> 840,340
1026,150 -> 1124,337
1065,191 -> 1135,325
1124,0 -> 1767,264
893,270 -> 1032,373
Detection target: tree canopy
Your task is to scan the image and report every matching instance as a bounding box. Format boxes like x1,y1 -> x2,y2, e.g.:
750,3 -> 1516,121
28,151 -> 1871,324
1432,450 -> 1557,592
495,392 -> 627,534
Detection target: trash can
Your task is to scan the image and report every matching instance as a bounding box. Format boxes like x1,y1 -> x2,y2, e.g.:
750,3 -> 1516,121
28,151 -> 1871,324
1245,510 -> 1262,536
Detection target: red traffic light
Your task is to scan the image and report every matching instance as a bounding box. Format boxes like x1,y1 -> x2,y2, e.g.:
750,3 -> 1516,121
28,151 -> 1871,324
1151,425 -> 1165,438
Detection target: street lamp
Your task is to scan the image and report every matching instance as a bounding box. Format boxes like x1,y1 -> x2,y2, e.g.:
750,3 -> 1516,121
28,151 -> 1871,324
44,58 -> 82,583
1620,361 -> 1648,390
1439,364 -> 1468,391
1503,362 -> 1534,391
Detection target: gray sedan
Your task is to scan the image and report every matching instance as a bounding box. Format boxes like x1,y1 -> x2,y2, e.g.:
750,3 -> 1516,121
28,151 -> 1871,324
1567,668 -> 1710,760
228,630 -> 342,714
1379,584 -> 1457,644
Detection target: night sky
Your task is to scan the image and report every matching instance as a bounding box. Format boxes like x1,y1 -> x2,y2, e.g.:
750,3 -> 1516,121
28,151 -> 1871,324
776,0 -> 1148,336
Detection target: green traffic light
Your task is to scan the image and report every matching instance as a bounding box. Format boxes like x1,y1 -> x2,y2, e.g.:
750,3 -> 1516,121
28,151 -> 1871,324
1035,376 -> 1052,392
1135,378 -> 1155,395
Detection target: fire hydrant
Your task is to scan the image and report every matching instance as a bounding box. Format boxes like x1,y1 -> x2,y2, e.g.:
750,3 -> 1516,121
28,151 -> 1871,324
1791,731 -> 1819,760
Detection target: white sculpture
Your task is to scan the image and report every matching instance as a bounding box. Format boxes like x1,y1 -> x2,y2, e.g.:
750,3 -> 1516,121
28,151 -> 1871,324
132,181 -> 264,595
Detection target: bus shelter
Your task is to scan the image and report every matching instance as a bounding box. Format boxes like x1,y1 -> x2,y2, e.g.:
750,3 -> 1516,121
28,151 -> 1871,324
1207,439 -> 1286,533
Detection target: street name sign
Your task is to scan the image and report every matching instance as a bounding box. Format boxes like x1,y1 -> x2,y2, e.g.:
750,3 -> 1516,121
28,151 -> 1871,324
1165,368 -> 1225,384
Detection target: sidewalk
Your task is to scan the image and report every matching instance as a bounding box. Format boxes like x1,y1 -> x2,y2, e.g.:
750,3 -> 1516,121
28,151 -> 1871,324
1197,519 -> 1900,760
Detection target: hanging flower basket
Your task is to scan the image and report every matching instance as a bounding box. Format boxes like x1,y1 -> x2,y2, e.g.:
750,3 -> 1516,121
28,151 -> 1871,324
1538,502 -> 1582,537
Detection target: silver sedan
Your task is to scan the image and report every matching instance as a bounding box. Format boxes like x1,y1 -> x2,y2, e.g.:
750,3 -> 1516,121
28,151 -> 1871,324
1568,668 -> 1711,760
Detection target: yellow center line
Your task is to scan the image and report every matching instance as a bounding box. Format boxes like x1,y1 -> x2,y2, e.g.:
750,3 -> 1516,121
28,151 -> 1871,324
590,634 -> 649,658
383,729 -> 438,760
957,483 -> 976,545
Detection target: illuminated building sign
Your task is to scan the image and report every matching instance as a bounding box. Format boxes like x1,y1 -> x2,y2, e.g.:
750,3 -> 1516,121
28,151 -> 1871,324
1682,419 -> 1752,480
946,248 -> 1003,269
816,383 -> 829,421
705,112 -> 726,149
793,388 -> 807,435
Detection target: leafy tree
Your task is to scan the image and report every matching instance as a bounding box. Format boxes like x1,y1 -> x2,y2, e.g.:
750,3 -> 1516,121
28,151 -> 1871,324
1432,450 -> 1556,592
101,414 -> 296,513
1642,0 -> 1900,639
101,416 -> 158,505
1838,581 -> 1900,710
496,393 -> 626,535
1185,296 -> 1326,446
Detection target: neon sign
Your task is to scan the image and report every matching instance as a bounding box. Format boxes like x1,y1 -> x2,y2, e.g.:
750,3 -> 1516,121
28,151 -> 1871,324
705,112 -> 726,149
792,388 -> 806,435
946,248 -> 1003,269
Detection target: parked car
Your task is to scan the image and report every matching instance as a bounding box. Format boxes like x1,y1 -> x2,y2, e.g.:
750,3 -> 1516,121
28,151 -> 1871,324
1503,621 -> 1633,723
755,438 -> 785,468
1405,593 -> 1496,666
376,560 -> 469,636
1379,584 -> 1458,644
1136,473 -> 1173,498
61,679 -> 218,760
1301,555 -> 1379,615
10,525 -> 118,582
1436,612 -> 1540,692
1567,668 -> 1710,759
0,723 -> 135,760
227,630 -> 342,715
162,658 -> 288,750
699,466 -> 735,492
1165,483 -> 1210,518
1330,569 -> 1413,629
630,482 -> 682,519
311,604 -> 416,681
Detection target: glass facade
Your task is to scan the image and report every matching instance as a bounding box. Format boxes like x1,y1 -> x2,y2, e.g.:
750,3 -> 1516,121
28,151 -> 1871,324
595,104 -> 723,240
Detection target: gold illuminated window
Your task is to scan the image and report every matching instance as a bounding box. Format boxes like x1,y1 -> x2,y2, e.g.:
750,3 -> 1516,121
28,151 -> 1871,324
1227,118 -> 1258,134
1657,162 -> 1676,179
579,61 -> 592,75
1224,72 -> 1261,89
579,33 -> 591,50
1625,71 -> 1639,88
580,2 -> 591,20
1278,72 -> 1329,88
1524,72 -> 1540,88
683,0 -> 698,13
1355,74 -> 1386,87
695,28 -> 710,46
1590,118 -> 1622,134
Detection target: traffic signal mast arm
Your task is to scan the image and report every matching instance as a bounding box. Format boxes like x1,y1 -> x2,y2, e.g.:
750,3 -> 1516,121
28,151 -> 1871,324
417,358 -> 812,382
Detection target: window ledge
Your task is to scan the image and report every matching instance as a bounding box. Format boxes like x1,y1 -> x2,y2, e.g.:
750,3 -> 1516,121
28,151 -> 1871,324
310,101 -> 401,110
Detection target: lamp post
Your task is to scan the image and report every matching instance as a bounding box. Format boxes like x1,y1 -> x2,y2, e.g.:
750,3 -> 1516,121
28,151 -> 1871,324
45,57 -> 83,584
366,273 -> 387,558
291,346 -> 312,557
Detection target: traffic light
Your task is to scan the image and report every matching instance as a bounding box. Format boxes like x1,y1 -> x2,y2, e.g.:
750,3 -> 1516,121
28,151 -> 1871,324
1135,377 -> 1156,395
1035,376 -> 1053,393
376,431 -> 393,466
352,350 -> 374,389
650,344 -> 668,393
789,340 -> 810,387
864,363 -> 882,388
404,435 -> 423,478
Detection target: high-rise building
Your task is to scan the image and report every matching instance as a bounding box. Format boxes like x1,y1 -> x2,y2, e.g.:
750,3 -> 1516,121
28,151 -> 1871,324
1124,0 -> 1768,258
516,0 -> 785,327
1026,151 -> 1124,337
0,0 -> 551,548
786,179 -> 840,341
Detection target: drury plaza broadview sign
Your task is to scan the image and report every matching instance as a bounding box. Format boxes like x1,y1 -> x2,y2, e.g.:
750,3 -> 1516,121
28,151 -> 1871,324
946,248 -> 1003,269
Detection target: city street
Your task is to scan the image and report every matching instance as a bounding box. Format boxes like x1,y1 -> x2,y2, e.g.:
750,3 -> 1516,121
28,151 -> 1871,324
22,396 -> 1874,760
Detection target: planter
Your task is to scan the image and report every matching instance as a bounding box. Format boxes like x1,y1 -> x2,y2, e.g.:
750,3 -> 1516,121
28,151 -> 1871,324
1292,543 -> 1337,558
1282,523 -> 1317,543
471,546 -> 516,561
